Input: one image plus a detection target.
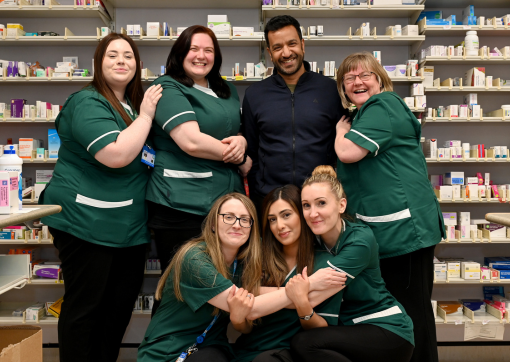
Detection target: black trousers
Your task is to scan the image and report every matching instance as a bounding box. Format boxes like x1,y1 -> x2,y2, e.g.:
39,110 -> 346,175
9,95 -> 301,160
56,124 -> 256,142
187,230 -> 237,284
186,346 -> 230,362
253,349 -> 294,362
379,245 -> 438,362
50,227 -> 146,362
148,213 -> 205,316
290,324 -> 414,362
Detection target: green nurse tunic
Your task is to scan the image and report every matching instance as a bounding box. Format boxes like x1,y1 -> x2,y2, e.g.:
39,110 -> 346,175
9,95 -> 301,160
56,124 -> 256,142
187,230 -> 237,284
339,91 -> 445,258
313,219 -> 415,346
145,76 -> 244,216
39,86 -> 151,247
138,243 -> 241,362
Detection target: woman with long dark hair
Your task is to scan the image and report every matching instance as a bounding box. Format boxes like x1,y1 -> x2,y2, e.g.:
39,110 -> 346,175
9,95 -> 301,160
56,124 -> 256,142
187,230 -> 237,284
233,185 -> 347,362
145,25 -> 250,314
39,33 -> 162,362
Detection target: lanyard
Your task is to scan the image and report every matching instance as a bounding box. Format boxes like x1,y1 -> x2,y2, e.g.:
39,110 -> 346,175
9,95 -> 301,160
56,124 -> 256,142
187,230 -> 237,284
177,259 -> 237,361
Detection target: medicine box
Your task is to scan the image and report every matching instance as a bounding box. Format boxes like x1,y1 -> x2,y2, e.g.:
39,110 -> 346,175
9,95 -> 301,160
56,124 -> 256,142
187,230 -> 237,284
233,27 -> 254,36
439,186 -> 452,200
461,262 -> 480,279
146,22 -> 163,36
464,67 -> 485,87
438,301 -> 463,315
18,138 -> 42,159
447,261 -> 461,278
434,262 -> 447,281
402,25 -> 418,36
458,212 -> 470,225
48,129 -> 60,159
444,172 -> 464,185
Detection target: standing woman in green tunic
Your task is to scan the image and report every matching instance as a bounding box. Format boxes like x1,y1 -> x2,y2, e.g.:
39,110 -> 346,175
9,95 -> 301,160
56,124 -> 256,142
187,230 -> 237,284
333,52 -> 445,362
146,26 -> 249,315
233,185 -> 347,362
288,166 -> 415,362
39,33 -> 163,362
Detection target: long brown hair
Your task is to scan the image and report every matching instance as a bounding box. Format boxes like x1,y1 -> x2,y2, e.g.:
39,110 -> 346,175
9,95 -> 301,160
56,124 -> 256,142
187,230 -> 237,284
89,33 -> 144,126
261,185 -> 315,287
156,193 -> 262,311
165,25 -> 231,99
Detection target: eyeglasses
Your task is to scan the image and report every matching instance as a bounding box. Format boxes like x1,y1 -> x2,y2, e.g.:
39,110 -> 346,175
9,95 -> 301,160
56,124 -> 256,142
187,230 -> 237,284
218,214 -> 253,228
343,71 -> 375,84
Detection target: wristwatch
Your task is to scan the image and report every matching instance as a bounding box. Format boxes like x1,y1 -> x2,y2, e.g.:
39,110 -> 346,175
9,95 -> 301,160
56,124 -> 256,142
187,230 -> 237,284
299,310 -> 315,320
237,153 -> 248,166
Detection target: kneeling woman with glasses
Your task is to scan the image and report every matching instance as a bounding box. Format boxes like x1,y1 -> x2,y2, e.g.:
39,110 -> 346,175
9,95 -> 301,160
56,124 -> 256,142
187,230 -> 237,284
138,193 -> 344,362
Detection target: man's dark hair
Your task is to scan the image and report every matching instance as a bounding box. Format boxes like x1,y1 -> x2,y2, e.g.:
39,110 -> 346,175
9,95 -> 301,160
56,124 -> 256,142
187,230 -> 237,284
264,15 -> 302,48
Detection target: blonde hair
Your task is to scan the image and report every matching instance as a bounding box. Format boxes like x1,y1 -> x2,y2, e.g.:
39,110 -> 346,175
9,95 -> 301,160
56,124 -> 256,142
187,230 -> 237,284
336,52 -> 394,109
302,165 -> 346,201
155,193 -> 262,312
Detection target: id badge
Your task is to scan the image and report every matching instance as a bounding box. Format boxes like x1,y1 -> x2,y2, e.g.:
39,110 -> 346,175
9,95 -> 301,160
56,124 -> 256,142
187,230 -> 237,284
176,352 -> 188,362
141,144 -> 155,168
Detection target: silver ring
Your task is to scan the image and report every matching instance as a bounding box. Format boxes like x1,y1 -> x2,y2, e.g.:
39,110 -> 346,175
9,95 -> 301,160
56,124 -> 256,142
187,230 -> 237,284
246,294 -> 252,299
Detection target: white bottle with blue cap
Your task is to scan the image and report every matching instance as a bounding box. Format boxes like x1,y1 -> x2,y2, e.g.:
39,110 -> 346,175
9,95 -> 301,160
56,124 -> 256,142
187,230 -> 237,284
0,145 -> 23,210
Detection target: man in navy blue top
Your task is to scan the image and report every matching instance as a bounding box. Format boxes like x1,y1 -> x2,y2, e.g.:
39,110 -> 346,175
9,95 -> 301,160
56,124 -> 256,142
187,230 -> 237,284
242,15 -> 347,215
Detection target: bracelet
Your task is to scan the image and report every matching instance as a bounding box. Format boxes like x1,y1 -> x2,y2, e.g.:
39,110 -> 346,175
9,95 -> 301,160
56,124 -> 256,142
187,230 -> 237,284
237,153 -> 248,166
299,310 -> 315,321
138,112 -> 152,124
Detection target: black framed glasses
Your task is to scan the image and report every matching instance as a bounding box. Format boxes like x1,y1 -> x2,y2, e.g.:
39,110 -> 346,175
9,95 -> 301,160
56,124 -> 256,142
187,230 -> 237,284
343,71 -> 375,84
218,213 -> 253,228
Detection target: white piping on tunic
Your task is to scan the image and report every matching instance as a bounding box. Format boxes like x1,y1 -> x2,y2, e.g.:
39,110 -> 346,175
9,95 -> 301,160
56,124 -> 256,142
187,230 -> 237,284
317,313 -> 339,318
86,131 -> 120,152
193,83 -> 218,98
162,111 -> 196,130
349,129 -> 380,156
352,305 -> 402,324
76,194 -> 133,208
327,260 -> 355,280
285,265 -> 297,281
356,208 -> 411,223
163,169 -> 213,178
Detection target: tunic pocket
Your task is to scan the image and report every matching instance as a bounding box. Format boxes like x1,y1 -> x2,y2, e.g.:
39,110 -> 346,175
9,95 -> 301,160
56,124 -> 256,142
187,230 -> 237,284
163,168 -> 213,212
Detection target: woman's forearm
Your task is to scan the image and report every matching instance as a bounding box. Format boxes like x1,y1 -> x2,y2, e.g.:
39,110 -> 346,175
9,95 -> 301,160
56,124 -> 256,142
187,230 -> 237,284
231,320 -> 254,334
94,115 -> 152,168
294,299 -> 328,330
247,288 -> 292,320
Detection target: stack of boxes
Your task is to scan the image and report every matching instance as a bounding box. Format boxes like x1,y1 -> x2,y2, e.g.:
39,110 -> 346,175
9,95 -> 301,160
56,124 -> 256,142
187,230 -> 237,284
207,15 -> 230,37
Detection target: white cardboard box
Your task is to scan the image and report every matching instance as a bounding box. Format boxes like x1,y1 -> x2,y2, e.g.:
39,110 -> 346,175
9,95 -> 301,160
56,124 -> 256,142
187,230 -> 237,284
402,25 -> 418,36
146,22 -> 163,36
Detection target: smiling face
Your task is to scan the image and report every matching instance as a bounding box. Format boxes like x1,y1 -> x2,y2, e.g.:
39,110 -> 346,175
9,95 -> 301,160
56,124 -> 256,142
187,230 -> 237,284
268,199 -> 302,247
217,199 -> 252,251
267,25 -> 305,77
343,65 -> 381,109
183,33 -> 215,84
102,39 -> 136,89
301,183 -> 346,240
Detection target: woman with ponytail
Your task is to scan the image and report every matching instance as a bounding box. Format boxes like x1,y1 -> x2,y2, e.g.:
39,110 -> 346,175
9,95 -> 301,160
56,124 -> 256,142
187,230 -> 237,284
287,165 -> 415,362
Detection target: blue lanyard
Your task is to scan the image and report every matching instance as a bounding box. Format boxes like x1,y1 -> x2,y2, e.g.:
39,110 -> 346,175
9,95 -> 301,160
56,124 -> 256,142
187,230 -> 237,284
189,259 -> 238,349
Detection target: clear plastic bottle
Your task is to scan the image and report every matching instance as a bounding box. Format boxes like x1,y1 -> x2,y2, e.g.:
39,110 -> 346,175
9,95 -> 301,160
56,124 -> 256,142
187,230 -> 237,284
465,31 -> 479,56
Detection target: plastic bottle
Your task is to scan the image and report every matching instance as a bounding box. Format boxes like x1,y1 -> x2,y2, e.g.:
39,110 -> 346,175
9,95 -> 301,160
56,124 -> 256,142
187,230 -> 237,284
0,144 -> 23,210
465,31 -> 479,56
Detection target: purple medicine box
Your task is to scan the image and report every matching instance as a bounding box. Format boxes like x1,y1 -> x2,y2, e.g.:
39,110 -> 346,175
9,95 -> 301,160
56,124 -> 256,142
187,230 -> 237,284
11,99 -> 26,118
34,266 -> 60,279
7,61 -> 18,77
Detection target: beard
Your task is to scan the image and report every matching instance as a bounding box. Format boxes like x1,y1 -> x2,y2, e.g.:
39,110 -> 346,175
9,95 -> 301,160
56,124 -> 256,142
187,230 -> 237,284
272,52 -> 304,76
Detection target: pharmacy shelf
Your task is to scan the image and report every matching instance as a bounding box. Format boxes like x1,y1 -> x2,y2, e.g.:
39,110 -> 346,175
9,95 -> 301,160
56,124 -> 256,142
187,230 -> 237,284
438,200 -> 506,204
262,5 -> 424,21
0,5 -> 111,20
135,36 -> 264,47
426,158 -> 510,163
420,56 -> 510,65
0,205 -> 61,229
28,277 -> 63,285
434,314 -> 503,325
425,87 -> 510,92
0,239 -> 53,245
21,159 -> 58,164
434,278 -> 510,285
1,118 -> 56,123
106,0 -> 261,8
439,238 -> 510,244
0,76 -> 93,83
424,0 -> 510,8
144,270 -> 161,275
0,36 -> 100,47
302,35 -> 425,46
390,77 -> 424,82
421,26 -> 510,37
422,117 -> 509,124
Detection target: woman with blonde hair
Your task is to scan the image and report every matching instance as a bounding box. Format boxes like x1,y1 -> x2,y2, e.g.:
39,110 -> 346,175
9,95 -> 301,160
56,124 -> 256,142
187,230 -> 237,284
333,52 -> 444,362
288,166 -> 414,362
138,192 -> 344,362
